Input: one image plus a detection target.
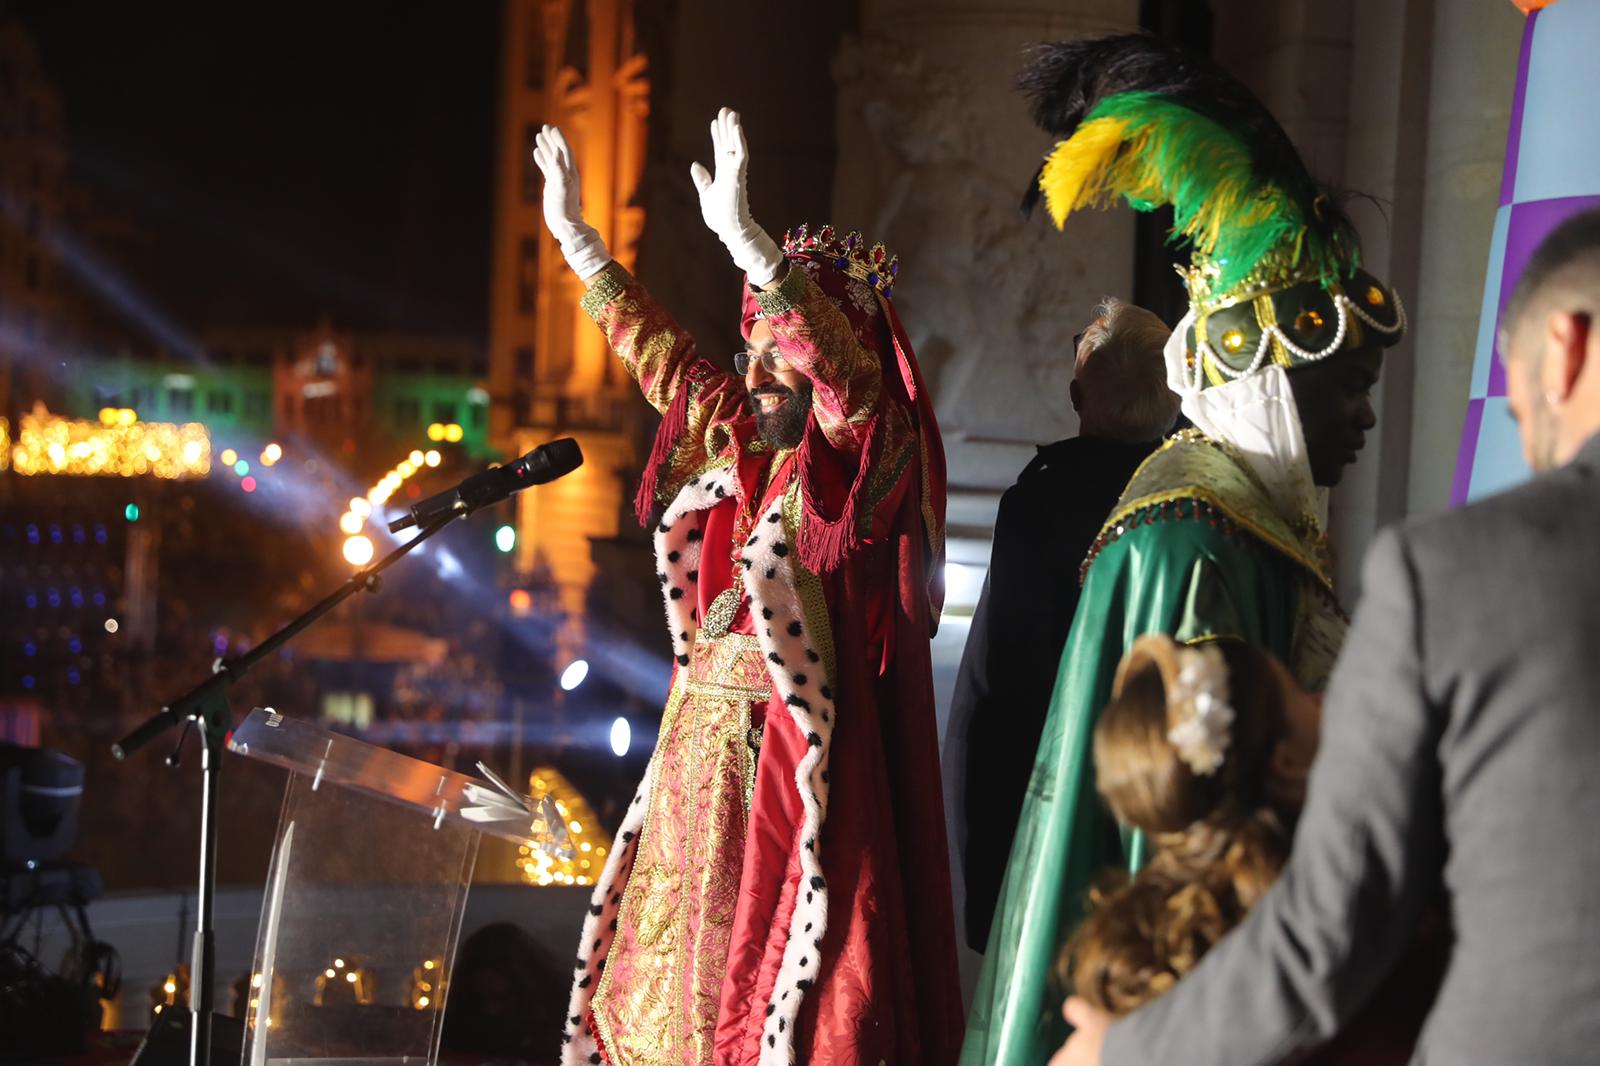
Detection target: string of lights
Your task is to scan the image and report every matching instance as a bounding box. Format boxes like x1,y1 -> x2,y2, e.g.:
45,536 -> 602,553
6,406 -> 210,479
518,765 -> 604,887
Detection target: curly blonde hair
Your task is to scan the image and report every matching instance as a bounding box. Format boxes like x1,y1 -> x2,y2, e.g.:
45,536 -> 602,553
1061,636 -> 1291,1014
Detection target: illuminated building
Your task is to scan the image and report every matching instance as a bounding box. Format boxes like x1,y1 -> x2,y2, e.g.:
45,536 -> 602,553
0,17 -> 69,422
51,324 -> 492,460
488,0 -> 649,657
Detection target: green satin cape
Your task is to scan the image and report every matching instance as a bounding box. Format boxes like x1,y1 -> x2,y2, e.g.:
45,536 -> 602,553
959,435 -> 1329,1065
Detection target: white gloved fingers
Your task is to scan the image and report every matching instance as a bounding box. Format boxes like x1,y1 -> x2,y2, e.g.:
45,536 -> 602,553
532,138 -> 556,180
689,161 -> 712,194
729,111 -> 748,164
709,113 -> 725,161
547,125 -> 575,172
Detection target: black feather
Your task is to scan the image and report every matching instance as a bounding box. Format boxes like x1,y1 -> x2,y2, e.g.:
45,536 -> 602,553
1014,32 -> 1359,262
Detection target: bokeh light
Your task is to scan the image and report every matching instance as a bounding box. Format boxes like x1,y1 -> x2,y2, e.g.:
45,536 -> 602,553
342,535 -> 375,567
560,659 -> 589,691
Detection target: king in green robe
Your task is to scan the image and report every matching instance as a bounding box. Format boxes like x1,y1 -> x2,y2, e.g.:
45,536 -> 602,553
960,34 -> 1409,1065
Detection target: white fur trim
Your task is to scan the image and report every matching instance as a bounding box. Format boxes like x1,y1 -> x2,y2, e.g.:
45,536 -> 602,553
558,773 -> 649,1065
735,494 -> 835,1066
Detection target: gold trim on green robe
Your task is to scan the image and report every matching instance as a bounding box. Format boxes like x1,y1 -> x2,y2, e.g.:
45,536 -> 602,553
958,431 -> 1347,1066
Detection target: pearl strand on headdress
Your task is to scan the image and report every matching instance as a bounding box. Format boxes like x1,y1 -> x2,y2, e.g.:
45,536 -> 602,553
1189,289 -> 1408,391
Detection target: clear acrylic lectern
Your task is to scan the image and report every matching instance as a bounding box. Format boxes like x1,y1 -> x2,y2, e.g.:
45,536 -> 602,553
227,707 -> 570,1065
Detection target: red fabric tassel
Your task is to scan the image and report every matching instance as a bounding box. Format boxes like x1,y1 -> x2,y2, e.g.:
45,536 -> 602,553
633,378 -> 694,525
795,409 -> 881,574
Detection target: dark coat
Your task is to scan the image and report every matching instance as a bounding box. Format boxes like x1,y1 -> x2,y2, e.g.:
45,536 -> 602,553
945,435 -> 1159,951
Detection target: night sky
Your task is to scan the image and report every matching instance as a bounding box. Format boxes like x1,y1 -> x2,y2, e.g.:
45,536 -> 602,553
17,1 -> 499,345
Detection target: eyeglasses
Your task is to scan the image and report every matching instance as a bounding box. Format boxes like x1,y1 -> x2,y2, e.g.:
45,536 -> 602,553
733,349 -> 791,375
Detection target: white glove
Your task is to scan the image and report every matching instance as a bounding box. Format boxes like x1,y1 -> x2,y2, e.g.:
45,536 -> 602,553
689,108 -> 784,287
531,124 -> 612,280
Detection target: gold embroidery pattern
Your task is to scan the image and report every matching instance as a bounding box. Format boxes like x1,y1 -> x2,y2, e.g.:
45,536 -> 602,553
590,637 -> 771,1066
700,587 -> 744,641
579,261 -> 631,317
1092,430 -> 1336,593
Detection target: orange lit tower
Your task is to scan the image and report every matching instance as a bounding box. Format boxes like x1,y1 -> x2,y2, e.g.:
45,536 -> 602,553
488,0 -> 648,656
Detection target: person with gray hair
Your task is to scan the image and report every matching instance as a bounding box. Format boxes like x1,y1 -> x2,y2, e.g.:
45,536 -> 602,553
945,297 -> 1178,951
1071,297 -> 1183,443
1054,206 -> 1600,1066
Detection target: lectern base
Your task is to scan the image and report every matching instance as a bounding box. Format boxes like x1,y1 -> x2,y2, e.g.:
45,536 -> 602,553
129,1007 -> 244,1066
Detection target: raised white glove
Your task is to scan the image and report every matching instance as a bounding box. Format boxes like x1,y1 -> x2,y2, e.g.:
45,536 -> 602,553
531,124 -> 612,280
689,108 -> 784,287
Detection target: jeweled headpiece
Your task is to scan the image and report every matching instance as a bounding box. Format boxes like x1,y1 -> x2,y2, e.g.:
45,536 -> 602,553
1165,644 -> 1235,777
1017,34 -> 1406,390
781,223 -> 900,298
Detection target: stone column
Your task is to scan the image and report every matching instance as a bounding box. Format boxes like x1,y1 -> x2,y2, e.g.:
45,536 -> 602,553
1404,0 -> 1523,517
830,0 -> 1139,999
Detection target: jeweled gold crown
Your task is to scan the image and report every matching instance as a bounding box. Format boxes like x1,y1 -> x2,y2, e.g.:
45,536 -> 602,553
781,223 -> 900,297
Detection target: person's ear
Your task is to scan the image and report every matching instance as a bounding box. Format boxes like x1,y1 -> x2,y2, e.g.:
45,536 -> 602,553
1543,310 -> 1590,406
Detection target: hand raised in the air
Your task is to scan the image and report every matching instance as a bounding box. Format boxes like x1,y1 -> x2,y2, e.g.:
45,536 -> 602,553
689,108 -> 784,287
531,124 -> 611,280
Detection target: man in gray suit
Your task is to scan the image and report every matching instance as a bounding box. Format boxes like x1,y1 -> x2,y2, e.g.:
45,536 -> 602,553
1056,208 -> 1600,1066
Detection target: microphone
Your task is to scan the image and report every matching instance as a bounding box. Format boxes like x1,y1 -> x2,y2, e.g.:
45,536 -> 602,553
388,437 -> 583,533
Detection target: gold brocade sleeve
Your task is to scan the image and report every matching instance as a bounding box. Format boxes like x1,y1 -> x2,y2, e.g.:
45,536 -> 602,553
580,261 -> 746,506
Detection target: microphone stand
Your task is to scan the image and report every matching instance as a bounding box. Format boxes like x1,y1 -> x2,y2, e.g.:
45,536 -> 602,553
113,510 -> 465,1066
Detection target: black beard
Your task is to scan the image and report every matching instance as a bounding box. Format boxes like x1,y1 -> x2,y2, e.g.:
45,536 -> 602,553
748,381 -> 812,449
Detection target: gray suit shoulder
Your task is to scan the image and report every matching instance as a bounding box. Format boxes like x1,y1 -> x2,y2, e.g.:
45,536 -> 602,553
1385,458 -> 1596,581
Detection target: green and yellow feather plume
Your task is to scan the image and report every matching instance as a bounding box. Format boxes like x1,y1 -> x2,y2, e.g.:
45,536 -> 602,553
1038,91 -> 1345,294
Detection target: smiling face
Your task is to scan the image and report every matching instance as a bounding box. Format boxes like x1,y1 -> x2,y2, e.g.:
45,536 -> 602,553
743,319 -> 812,449
1285,341 -> 1383,486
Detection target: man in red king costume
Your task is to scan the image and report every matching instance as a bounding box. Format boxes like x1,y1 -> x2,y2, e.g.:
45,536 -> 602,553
533,109 -> 961,1066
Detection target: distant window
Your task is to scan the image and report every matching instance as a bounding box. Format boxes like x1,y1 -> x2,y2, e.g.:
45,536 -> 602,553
432,401 -> 457,424
518,237 -> 538,314
243,391 -> 268,418
167,388 -> 194,416
206,391 -> 233,414
523,22 -> 545,89
514,345 -> 534,379
322,691 -> 374,731
470,404 -> 485,429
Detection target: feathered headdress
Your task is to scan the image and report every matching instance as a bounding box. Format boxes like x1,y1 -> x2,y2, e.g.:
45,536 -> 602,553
1018,35 -> 1405,387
